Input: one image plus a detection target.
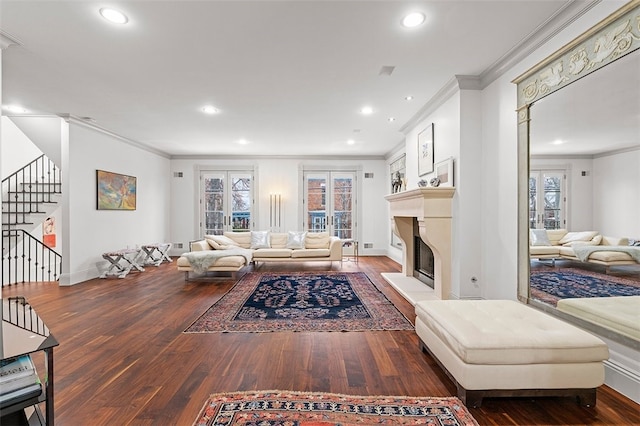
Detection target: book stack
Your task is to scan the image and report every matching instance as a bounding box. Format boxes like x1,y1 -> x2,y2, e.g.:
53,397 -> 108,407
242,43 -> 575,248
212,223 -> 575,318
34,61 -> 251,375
0,355 -> 42,408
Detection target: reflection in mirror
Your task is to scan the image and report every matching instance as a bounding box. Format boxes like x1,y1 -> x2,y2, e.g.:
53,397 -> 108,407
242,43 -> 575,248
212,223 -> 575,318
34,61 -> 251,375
528,50 -> 640,344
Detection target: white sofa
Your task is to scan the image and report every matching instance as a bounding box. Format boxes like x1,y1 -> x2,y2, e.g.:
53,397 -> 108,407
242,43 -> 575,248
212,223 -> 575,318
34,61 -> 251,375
177,231 -> 343,279
530,229 -> 639,271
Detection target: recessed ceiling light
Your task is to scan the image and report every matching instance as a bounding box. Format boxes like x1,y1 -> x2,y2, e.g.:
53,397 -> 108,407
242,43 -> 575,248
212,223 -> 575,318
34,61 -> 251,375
405,96 -> 413,101
237,139 -> 250,145
4,105 -> 28,113
388,117 -> 396,122
360,106 -> 373,115
100,8 -> 129,24
551,139 -> 565,145
347,139 -> 355,145
202,105 -> 219,114
402,12 -> 425,28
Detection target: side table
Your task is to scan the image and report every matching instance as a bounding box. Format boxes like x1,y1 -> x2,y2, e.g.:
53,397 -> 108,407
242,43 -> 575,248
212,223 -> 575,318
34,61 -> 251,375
140,243 -> 172,266
99,248 -> 145,278
341,239 -> 359,263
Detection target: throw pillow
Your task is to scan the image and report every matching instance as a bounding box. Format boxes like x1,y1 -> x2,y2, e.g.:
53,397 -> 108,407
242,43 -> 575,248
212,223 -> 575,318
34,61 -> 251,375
305,232 -> 330,249
530,229 -> 551,246
285,231 -> 307,249
250,230 -> 271,249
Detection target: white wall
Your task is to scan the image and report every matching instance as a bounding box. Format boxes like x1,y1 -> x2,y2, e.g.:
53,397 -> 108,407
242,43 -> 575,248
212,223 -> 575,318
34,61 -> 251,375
9,116 -> 63,167
60,123 -> 171,285
400,88 -> 485,299
1,117 -> 43,179
170,157 -> 389,256
593,148 -> 640,238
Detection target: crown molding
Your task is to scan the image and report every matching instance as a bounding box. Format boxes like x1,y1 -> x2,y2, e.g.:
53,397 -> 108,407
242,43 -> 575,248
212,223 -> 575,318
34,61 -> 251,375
399,75 -> 473,134
480,0 -> 601,88
395,0 -> 602,139
171,154 -> 386,161
62,114 -> 171,159
0,30 -> 22,50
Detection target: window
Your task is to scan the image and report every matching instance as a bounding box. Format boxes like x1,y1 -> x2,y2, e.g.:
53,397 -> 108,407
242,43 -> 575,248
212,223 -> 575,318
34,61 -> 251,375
303,171 -> 356,240
529,169 -> 566,230
200,169 -> 253,235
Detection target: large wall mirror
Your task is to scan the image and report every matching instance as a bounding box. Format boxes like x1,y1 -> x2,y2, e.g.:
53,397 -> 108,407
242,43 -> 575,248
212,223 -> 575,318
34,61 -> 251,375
515,2 -> 640,348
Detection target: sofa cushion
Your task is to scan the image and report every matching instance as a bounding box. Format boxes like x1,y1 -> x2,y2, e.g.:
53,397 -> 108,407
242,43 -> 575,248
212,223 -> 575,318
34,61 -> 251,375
251,231 -> 271,249
530,229 -> 551,246
205,234 -> 238,250
177,255 -> 245,268
586,250 -> 635,262
601,235 -> 629,246
558,231 -> 599,245
253,248 -> 293,258
269,233 -> 288,249
305,232 -> 330,249
562,241 -> 592,248
291,248 -> 331,258
530,246 -> 560,256
224,232 -> 252,249
285,231 -> 307,249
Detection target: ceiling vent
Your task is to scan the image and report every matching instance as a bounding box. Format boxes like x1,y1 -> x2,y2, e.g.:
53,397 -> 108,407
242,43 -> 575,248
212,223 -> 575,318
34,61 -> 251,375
173,172 -> 183,178
379,66 -> 395,76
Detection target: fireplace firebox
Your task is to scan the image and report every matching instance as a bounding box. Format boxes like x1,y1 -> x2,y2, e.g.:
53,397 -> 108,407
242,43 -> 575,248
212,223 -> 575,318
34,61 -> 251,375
413,219 -> 435,288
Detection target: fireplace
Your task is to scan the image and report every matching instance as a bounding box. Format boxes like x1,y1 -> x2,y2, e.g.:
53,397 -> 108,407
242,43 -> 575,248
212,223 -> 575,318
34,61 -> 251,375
384,187 -> 454,303
413,220 -> 434,288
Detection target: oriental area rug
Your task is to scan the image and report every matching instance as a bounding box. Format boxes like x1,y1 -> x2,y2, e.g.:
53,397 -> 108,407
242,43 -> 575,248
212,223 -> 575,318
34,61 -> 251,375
185,272 -> 413,333
530,268 -> 640,306
193,390 -> 479,426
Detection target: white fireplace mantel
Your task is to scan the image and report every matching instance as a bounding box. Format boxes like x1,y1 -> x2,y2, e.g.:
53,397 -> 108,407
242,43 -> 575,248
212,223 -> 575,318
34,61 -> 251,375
384,187 -> 455,304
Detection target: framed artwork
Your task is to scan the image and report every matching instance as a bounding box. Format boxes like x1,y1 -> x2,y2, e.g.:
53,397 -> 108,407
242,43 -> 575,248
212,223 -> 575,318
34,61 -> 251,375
97,170 -> 137,210
434,157 -> 454,187
418,124 -> 434,176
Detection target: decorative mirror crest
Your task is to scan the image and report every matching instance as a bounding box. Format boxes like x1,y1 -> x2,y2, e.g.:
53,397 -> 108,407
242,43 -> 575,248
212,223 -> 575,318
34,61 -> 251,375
515,2 -> 640,106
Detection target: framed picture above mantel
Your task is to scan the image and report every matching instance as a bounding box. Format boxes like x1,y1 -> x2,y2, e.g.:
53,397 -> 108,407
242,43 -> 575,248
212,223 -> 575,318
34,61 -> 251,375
96,170 -> 137,210
418,123 -> 434,176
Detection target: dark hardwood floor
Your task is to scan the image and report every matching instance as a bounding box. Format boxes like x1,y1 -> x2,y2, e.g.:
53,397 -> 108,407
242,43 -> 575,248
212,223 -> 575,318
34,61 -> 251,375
3,257 -> 639,425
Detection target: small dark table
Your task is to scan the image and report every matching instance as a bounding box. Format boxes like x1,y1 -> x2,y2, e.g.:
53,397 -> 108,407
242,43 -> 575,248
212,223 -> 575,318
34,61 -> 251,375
1,297 -> 59,425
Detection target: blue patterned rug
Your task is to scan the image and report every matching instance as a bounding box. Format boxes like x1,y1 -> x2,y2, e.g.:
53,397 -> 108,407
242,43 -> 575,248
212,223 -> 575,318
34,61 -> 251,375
185,272 -> 414,333
530,268 -> 640,306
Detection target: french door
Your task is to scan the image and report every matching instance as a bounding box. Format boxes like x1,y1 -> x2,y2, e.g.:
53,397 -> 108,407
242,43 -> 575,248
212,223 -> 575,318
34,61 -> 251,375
303,171 -> 356,239
529,170 -> 566,230
201,170 -> 253,235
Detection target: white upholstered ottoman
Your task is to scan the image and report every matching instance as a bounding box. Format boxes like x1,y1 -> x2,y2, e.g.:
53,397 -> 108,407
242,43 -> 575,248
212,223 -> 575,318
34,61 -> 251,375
415,300 -> 609,408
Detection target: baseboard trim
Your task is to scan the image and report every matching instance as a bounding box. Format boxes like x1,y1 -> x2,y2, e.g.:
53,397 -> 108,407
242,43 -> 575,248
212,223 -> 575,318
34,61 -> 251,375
604,358 -> 640,404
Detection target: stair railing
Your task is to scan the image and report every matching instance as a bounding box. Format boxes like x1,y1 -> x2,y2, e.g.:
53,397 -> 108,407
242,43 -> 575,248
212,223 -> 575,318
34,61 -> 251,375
2,154 -> 61,228
2,229 -> 62,285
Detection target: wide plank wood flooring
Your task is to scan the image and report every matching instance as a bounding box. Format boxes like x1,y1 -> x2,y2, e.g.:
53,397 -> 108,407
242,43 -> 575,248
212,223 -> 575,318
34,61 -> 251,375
2,257 -> 639,425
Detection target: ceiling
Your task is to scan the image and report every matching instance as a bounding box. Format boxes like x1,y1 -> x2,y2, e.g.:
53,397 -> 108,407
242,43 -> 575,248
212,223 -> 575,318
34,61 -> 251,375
1,0 -> 587,158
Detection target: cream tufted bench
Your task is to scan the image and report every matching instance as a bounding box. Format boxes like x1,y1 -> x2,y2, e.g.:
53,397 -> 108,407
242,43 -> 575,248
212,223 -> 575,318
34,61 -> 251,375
415,300 -> 609,408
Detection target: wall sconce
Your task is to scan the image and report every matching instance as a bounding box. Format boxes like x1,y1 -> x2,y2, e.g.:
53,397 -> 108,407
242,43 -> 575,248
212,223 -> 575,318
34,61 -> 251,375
270,194 -> 282,232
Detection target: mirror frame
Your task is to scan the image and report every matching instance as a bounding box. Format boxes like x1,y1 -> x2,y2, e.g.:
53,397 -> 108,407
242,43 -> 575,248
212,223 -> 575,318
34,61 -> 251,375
513,1 -> 640,345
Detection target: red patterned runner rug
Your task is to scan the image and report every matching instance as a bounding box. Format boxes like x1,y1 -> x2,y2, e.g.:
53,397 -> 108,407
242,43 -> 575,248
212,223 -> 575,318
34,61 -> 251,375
185,272 -> 413,333
193,390 -> 479,426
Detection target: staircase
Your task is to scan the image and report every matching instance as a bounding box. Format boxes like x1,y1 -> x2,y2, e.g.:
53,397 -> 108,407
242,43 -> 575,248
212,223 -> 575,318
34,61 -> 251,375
2,155 -> 63,285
